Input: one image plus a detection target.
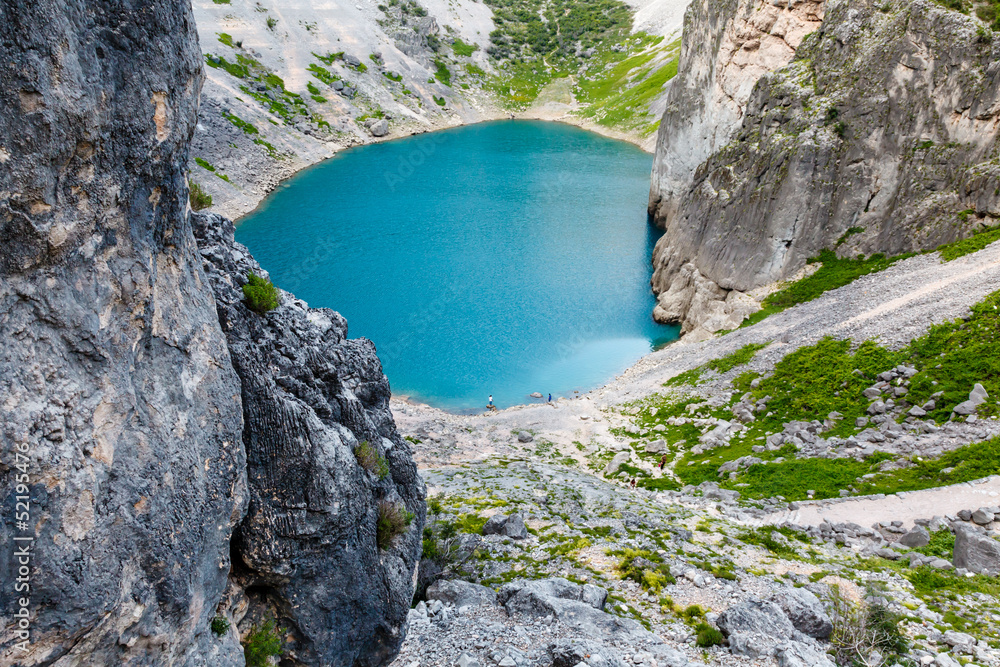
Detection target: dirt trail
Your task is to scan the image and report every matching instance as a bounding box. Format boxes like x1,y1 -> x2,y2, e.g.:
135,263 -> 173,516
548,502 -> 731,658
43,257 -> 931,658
747,476 -> 1000,530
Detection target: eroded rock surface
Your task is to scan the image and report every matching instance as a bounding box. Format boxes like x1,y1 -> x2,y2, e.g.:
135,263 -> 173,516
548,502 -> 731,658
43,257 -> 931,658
0,2 -> 424,665
0,1 -> 245,664
193,212 -> 426,666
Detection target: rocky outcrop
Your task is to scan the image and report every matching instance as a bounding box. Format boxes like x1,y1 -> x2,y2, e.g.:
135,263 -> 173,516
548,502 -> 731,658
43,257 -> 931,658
0,2 -> 423,665
649,0 -> 1000,333
649,0 -> 823,223
193,212 -> 426,666
0,1 -> 246,664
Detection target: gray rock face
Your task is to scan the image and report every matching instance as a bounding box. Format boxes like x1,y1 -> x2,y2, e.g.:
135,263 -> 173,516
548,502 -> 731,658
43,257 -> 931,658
193,212 -> 425,666
648,0 -> 1000,332
0,2 -> 247,664
718,599 -> 797,657
771,587 -> 832,640
426,580 -> 497,609
953,525 -> 1000,574
604,450 -> 631,477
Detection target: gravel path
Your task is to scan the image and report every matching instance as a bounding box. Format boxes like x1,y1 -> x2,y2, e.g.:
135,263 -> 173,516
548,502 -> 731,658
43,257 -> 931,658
749,475 -> 1000,530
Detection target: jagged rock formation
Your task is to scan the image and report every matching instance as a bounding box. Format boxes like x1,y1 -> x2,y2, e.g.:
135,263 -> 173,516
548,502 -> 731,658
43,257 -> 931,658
648,0 -> 1000,334
0,1 -> 246,664
0,2 -> 423,665
193,213 -> 425,666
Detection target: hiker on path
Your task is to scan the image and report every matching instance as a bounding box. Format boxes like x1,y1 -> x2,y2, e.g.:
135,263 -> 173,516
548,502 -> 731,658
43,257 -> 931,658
659,455 -> 667,470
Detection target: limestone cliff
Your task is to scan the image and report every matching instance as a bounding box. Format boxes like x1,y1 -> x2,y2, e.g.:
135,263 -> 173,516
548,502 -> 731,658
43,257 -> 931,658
0,1 -> 423,665
193,213 -> 426,667
648,0 -> 1000,335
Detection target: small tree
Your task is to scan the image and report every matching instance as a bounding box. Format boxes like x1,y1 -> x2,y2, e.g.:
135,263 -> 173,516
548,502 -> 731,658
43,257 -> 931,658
354,441 -> 389,479
828,585 -> 909,667
189,181 -> 212,211
243,618 -> 282,667
243,272 -> 280,314
376,500 -> 414,550
210,615 -> 230,636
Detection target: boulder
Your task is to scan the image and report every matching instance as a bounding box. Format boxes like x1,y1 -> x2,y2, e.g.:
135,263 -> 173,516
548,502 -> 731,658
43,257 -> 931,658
367,118 -> 389,137
499,578 -> 608,615
482,514 -> 509,535
516,431 -> 534,443
954,384 -> 989,415
645,439 -> 669,454
717,599 -> 796,657
771,587 -> 833,639
971,508 -> 995,525
896,525 -> 931,548
775,641 -> 837,667
504,513 -> 529,540
604,451 -> 631,477
426,579 -> 497,609
953,525 -> 1000,574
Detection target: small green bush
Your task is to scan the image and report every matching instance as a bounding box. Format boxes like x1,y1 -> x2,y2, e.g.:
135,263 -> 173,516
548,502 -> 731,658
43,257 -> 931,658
433,59 -> 451,85
242,272 -> 280,314
266,16 -> 278,30
452,39 -> 478,56
376,500 -> 415,549
210,615 -> 230,636
707,342 -> 768,374
354,441 -> 389,479
189,181 -> 212,211
695,622 -> 725,647
243,618 -> 282,667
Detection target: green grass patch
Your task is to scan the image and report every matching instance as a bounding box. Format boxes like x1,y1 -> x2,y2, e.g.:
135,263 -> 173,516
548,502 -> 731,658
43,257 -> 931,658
452,39 -> 478,56
195,157 -> 216,172
434,59 -> 452,86
913,529 -> 955,559
732,456 -> 881,501
433,95 -> 447,106
307,63 -> 340,86
937,225 -> 1000,261
384,71 -> 403,82
707,342 -> 768,374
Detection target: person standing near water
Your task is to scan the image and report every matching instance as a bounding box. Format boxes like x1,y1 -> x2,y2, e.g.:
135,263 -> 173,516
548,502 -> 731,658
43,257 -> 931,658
548,393 -> 552,403
488,395 -> 493,408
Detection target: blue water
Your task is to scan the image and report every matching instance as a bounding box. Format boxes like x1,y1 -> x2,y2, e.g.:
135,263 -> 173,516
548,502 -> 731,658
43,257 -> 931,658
236,120 -> 678,412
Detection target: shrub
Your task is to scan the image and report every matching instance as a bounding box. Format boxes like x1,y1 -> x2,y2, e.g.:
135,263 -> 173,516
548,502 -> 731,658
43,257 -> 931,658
189,181 -> 212,211
266,16 -> 278,30
210,615 -> 230,636
706,342 -> 768,373
452,39 -> 478,56
828,585 -> 908,667
354,441 -> 389,479
376,500 -> 415,550
243,618 -> 282,667
695,622 -> 725,647
242,272 -> 280,314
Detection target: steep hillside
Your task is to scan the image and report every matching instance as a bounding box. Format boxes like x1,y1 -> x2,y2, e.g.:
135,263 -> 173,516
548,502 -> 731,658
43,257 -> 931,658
187,0 -> 690,218
648,0 -> 1000,336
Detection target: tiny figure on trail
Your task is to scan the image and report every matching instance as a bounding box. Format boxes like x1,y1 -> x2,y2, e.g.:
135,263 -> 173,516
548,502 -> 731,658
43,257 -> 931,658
548,393 -> 552,403
630,478 -> 636,490
659,455 -> 667,470
488,395 -> 493,408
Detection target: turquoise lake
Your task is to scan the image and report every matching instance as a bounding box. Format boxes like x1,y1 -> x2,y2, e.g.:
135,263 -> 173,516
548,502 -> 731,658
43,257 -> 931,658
236,120 -> 678,412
